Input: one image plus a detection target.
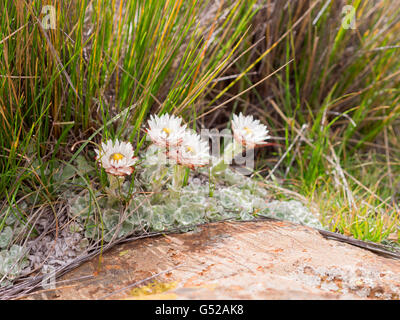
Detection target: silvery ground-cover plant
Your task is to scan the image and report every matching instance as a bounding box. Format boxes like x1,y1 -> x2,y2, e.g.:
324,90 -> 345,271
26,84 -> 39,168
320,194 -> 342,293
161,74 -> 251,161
69,112 -> 322,244
1,0 -> 400,294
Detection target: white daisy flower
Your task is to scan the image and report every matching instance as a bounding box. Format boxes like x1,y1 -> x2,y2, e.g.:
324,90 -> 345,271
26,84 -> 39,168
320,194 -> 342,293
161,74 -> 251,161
95,139 -> 138,176
167,131 -> 210,169
146,113 -> 187,148
231,113 -> 270,148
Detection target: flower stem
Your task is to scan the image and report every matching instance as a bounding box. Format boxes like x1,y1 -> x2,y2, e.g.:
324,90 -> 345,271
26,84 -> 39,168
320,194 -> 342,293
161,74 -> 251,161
209,166 -> 214,197
106,173 -> 124,197
183,167 -> 190,187
172,164 -> 186,190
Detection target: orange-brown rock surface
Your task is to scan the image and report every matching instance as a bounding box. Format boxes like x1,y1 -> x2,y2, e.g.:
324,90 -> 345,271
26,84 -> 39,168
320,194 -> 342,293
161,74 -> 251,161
23,220 -> 400,300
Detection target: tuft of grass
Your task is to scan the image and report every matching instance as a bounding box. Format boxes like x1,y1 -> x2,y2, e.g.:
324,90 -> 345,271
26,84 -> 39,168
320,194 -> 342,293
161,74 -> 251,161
0,0 -> 259,232
205,0 -> 400,244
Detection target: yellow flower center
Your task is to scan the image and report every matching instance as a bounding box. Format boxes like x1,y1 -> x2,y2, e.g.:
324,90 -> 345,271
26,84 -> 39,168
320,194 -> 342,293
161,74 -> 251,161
110,153 -> 124,162
162,127 -> 171,136
186,146 -> 195,153
244,126 -> 253,135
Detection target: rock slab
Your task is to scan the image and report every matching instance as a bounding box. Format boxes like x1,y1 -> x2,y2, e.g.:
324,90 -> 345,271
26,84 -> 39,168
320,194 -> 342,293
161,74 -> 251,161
24,220 -> 400,300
